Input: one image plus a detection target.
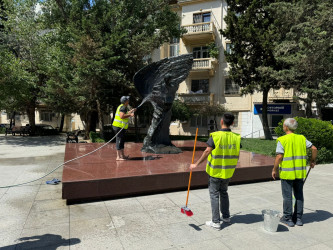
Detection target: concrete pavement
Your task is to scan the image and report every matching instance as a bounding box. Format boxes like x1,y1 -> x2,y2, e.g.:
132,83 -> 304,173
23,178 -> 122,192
0,134 -> 333,249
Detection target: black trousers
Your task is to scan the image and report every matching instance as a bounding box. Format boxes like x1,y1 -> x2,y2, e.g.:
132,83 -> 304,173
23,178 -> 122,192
112,126 -> 126,150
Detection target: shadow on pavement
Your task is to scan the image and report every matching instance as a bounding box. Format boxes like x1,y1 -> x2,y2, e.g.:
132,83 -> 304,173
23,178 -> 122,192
0,135 -> 67,147
1,234 -> 80,249
303,209 -> 333,223
229,213 -> 263,224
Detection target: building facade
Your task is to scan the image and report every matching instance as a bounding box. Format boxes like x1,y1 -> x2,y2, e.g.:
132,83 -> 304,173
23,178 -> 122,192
152,0 -> 304,138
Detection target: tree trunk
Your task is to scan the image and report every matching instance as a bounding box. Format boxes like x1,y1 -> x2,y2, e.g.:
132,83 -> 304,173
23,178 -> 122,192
262,88 -> 273,140
26,101 -> 36,135
10,111 -> 15,128
96,99 -> 104,139
59,113 -> 65,132
305,93 -> 312,118
316,103 -> 323,120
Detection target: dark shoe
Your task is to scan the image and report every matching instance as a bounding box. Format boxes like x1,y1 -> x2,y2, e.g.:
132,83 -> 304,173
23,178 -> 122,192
280,218 -> 295,227
295,218 -> 303,226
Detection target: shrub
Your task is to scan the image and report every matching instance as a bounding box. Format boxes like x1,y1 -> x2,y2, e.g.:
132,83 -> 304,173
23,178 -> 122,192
316,147 -> 333,164
89,131 -> 105,143
171,100 -> 193,122
275,117 -> 333,150
0,127 -> 6,134
95,138 -> 106,143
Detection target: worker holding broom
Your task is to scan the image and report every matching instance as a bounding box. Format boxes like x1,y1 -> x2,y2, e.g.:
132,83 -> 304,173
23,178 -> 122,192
191,113 -> 241,230
272,118 -> 317,227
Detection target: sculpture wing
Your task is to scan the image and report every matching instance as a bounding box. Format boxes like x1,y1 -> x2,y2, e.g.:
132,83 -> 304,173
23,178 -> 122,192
133,54 -> 193,100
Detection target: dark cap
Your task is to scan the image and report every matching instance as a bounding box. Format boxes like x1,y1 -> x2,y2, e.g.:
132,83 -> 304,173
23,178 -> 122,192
120,96 -> 130,104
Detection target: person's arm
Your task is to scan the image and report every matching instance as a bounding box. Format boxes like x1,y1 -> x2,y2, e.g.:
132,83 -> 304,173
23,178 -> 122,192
310,145 -> 317,168
272,154 -> 283,180
119,109 -> 136,119
190,147 -> 213,169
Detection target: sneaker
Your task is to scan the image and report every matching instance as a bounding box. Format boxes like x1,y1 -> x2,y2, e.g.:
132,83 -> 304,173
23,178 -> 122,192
280,218 -> 295,227
295,218 -> 303,226
206,221 -> 221,230
221,218 -> 231,224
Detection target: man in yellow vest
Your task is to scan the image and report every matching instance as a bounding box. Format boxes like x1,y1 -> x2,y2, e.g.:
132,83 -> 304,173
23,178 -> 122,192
191,113 -> 241,230
272,118 -> 317,227
112,96 -> 136,161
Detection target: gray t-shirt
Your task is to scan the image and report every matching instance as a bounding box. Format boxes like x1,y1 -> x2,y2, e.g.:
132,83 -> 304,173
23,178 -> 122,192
276,139 -> 312,154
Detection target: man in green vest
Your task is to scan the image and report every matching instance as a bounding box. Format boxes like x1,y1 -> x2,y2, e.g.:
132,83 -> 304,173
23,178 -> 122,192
112,96 -> 136,161
272,118 -> 317,227
191,113 -> 241,230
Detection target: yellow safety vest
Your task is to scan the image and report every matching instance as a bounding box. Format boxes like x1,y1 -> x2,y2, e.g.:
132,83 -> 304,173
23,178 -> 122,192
277,133 -> 307,180
206,131 -> 241,179
112,104 -> 129,129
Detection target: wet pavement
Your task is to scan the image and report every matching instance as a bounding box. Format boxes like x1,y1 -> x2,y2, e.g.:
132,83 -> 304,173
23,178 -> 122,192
1,134 -> 333,249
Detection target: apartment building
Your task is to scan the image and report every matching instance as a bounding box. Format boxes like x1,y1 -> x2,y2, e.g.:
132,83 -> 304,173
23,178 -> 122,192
152,0 -> 304,138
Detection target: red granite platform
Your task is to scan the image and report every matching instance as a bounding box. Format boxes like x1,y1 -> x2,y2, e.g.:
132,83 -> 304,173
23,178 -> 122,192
62,141 -> 274,203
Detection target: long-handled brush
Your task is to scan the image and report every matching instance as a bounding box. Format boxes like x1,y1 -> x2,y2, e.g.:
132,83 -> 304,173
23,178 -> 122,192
181,127 -> 199,217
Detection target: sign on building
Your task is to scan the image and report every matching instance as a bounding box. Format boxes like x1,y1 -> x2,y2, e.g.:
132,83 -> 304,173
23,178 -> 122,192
254,104 -> 291,115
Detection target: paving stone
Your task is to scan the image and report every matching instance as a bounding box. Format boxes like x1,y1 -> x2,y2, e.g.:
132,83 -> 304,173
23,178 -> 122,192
137,194 -> 177,211
105,198 -> 145,216
69,202 -> 110,222
24,208 -> 69,229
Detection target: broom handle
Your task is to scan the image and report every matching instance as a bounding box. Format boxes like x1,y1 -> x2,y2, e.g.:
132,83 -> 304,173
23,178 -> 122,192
304,167 -> 311,184
185,127 -> 199,207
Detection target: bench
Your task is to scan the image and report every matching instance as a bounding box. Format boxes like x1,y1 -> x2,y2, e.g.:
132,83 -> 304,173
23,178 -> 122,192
66,130 -> 82,143
9,126 -> 31,136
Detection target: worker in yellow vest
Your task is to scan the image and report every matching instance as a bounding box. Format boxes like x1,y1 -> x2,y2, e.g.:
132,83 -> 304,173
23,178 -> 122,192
112,96 -> 136,161
272,118 -> 317,227
191,113 -> 241,230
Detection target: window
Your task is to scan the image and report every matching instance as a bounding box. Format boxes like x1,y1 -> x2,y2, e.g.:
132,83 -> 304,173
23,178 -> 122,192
169,37 -> 180,57
193,12 -> 211,23
193,46 -> 209,59
191,79 -> 209,93
225,78 -> 240,95
40,111 -> 55,122
226,43 -> 234,54
232,112 -> 239,127
190,115 -> 208,128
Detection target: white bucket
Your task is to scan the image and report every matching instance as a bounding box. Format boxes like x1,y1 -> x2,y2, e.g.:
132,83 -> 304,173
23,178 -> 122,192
262,209 -> 282,232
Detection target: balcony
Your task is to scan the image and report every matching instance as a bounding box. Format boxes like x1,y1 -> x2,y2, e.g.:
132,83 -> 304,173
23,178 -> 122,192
181,22 -> 216,45
191,58 -> 217,76
177,93 -> 214,105
268,88 -> 294,102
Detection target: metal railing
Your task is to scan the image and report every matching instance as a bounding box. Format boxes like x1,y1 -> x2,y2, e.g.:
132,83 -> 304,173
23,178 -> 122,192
242,127 -> 277,139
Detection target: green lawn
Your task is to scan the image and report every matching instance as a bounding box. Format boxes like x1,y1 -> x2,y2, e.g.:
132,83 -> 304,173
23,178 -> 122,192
171,135 -> 277,157
241,138 -> 276,156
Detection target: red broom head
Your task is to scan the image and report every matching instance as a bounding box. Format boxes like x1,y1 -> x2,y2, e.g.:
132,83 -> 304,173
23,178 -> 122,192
181,206 -> 193,216
185,209 -> 193,216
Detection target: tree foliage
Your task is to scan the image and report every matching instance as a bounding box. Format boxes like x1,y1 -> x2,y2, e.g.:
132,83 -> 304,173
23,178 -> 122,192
1,0 -> 183,137
0,0 -> 49,131
222,0 -> 284,140
269,0 -> 333,118
171,100 -> 192,122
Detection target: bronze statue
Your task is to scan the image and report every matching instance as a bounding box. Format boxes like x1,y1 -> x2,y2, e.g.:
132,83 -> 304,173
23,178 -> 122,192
134,54 -> 193,154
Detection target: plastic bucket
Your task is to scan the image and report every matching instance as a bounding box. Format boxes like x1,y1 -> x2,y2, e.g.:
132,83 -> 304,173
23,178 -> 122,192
262,209 -> 281,232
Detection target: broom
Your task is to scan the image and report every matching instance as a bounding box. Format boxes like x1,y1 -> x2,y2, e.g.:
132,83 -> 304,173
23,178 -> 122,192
181,127 -> 199,217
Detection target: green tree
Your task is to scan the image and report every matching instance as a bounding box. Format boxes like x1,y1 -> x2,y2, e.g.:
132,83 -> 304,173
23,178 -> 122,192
171,100 -> 192,122
42,0 -> 184,138
0,0 -> 48,133
222,0 -> 287,140
270,0 -> 333,118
